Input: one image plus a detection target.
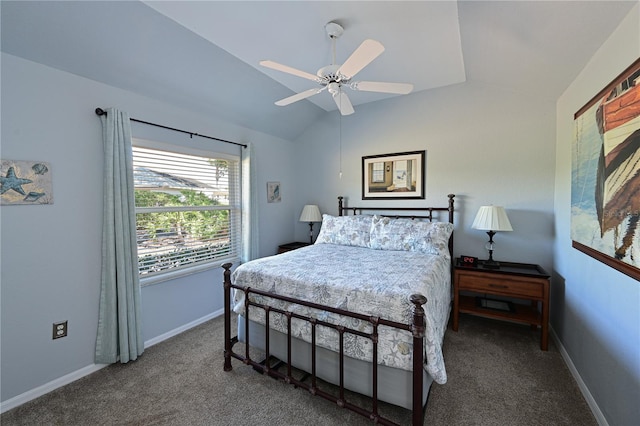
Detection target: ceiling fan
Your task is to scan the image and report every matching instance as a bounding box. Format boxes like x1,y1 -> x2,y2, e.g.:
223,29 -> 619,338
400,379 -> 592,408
260,22 -> 414,115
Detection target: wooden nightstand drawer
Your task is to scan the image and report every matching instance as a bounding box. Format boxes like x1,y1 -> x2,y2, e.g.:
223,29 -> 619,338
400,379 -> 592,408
453,259 -> 551,350
457,272 -> 544,299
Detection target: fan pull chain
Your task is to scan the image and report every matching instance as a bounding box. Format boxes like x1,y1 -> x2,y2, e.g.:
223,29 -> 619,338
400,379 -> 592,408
339,96 -> 343,180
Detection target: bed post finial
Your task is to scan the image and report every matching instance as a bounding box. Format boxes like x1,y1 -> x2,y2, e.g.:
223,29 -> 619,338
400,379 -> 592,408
447,194 -> 455,222
447,194 -> 455,259
338,196 -> 344,216
409,294 -> 427,331
222,263 -> 233,372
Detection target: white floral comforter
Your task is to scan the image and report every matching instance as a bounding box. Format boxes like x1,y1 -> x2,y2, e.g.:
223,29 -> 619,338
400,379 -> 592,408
231,244 -> 451,384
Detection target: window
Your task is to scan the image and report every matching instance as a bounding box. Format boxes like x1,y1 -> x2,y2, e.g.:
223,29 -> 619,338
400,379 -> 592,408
132,142 -> 240,280
371,161 -> 385,182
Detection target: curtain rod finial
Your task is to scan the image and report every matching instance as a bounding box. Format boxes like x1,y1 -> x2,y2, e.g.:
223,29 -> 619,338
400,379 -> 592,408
95,108 -> 106,116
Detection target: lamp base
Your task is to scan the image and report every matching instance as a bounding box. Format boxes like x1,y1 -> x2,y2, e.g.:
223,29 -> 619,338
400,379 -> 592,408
482,259 -> 501,269
483,231 -> 500,269
308,222 -> 315,244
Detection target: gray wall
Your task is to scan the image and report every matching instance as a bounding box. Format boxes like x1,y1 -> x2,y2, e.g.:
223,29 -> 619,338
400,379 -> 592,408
292,79 -> 556,275
554,5 -> 640,425
0,52 -> 295,404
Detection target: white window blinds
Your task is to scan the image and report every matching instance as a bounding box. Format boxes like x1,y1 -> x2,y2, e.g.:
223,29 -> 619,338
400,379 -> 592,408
132,145 -> 240,278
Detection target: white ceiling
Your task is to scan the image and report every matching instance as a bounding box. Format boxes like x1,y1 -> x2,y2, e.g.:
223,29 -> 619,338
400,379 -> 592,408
1,1 -> 637,141
143,1 -> 467,112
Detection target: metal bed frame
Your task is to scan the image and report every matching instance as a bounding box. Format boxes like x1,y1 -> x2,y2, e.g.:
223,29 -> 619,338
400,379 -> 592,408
222,194 -> 455,425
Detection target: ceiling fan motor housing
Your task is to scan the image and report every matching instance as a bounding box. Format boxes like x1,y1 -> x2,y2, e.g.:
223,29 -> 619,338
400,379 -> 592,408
317,64 -> 348,86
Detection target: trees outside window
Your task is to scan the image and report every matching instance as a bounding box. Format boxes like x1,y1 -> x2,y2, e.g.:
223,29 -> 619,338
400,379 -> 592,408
132,144 -> 240,278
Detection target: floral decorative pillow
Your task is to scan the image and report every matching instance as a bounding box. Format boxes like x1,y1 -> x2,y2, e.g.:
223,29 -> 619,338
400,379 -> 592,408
369,215 -> 453,257
412,221 -> 454,257
369,216 -> 417,251
315,214 -> 373,247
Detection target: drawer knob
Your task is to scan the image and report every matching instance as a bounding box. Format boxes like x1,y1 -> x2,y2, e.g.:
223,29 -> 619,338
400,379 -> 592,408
489,283 -> 508,289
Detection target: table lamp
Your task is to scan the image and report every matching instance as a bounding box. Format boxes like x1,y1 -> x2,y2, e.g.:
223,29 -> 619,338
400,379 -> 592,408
471,205 -> 513,269
299,204 -> 322,243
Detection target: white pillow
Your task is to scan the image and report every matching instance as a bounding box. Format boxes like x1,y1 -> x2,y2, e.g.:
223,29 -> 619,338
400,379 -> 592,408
369,215 -> 453,256
369,216 -> 416,251
412,221 -> 454,257
315,214 -> 373,247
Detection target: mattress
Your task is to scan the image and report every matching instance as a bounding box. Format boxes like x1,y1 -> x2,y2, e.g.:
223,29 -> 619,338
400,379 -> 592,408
231,243 -> 451,384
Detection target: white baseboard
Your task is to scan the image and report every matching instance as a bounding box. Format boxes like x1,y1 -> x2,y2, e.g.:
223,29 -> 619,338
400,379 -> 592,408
143,308 -> 223,348
0,310 -> 223,414
0,363 -> 109,414
550,326 -> 608,426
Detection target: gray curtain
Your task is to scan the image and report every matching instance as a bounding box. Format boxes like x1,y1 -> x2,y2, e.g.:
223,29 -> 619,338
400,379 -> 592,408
95,108 -> 144,364
241,142 -> 259,262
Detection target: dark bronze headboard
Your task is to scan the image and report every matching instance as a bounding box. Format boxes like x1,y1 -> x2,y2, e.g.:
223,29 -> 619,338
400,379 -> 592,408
337,194 -> 456,257
338,194 -> 455,222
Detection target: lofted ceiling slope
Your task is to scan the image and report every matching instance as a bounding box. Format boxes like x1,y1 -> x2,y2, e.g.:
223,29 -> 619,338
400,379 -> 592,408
1,1 -> 637,141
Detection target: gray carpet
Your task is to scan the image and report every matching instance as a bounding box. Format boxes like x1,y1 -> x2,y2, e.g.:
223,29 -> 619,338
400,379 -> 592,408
2,314 -> 596,425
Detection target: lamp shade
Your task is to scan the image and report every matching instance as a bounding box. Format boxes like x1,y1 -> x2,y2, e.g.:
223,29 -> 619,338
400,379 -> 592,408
471,206 -> 513,232
299,204 -> 322,222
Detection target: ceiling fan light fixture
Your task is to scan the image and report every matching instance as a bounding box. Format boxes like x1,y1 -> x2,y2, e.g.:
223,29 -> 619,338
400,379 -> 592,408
328,82 -> 340,96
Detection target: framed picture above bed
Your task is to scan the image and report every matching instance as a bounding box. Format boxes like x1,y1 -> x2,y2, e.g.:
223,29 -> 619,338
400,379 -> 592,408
362,150 -> 425,200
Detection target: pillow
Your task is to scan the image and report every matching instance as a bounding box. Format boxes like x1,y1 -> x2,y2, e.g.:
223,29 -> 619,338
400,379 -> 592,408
369,215 -> 453,257
412,221 -> 454,257
369,216 -> 417,251
315,214 -> 372,247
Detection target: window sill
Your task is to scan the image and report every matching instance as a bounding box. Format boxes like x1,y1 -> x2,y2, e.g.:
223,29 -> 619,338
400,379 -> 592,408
140,257 -> 240,287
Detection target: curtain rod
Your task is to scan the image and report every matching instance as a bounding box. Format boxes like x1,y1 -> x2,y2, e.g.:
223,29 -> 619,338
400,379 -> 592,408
95,108 -> 247,148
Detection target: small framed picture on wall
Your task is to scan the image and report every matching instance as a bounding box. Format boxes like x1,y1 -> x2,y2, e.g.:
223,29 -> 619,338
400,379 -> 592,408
267,181 -> 281,203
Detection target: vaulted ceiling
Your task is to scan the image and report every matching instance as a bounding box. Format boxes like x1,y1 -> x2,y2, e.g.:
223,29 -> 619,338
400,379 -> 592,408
2,1 -> 636,141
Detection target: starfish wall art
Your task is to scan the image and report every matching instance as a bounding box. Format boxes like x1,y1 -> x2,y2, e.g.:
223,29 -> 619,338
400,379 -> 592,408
0,159 -> 53,205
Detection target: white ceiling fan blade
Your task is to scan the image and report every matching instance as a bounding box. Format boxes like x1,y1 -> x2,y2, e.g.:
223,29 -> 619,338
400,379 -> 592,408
333,89 -> 355,116
351,81 -> 414,94
337,39 -> 385,80
260,60 -> 318,82
275,87 -> 325,106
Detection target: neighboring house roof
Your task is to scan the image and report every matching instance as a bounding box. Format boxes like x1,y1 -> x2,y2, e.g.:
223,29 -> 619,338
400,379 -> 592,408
134,167 -> 210,191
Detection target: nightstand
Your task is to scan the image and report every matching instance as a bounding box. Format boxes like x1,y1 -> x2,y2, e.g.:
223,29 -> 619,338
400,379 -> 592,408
277,241 -> 311,254
453,259 -> 551,350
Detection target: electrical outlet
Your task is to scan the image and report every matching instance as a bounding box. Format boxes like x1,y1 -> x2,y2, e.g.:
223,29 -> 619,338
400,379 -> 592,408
52,321 -> 67,339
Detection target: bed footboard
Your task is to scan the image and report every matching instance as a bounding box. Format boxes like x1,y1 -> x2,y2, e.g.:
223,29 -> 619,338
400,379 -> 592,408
222,263 -> 428,426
